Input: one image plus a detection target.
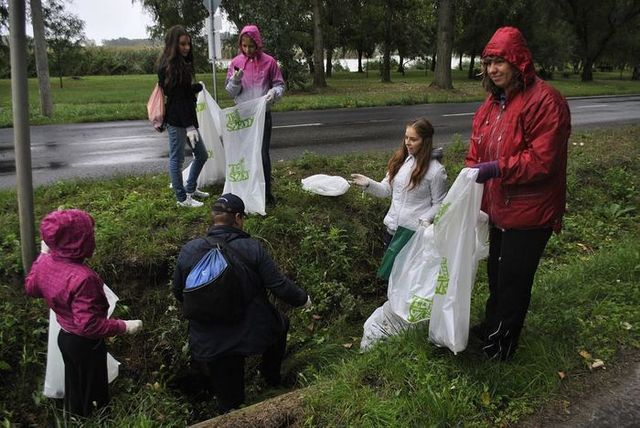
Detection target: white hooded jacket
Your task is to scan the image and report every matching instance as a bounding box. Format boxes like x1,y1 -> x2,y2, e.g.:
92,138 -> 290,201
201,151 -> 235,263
366,156 -> 447,233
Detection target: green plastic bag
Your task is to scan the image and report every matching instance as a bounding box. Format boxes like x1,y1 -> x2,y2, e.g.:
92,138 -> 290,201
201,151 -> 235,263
377,226 -> 416,280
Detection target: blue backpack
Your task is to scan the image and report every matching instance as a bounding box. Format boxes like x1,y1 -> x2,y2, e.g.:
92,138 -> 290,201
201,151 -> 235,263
182,236 -> 254,323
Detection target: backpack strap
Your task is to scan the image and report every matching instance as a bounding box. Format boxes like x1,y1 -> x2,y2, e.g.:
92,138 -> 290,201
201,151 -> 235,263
202,235 -> 254,273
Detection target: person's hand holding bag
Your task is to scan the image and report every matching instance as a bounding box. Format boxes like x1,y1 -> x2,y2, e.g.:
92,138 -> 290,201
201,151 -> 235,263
186,126 -> 199,146
350,173 -> 372,189
472,161 -> 499,183
265,88 -> 277,104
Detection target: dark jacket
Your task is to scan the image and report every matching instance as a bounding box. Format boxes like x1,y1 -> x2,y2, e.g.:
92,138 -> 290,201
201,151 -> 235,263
173,225 -> 308,361
157,61 -> 202,128
465,27 -> 571,232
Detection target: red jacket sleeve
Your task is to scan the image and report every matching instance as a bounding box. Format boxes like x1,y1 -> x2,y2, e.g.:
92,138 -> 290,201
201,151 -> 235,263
71,275 -> 126,339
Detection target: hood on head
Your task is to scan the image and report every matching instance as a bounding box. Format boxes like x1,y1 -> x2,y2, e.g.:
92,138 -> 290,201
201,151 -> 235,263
482,26 -> 535,84
40,209 -> 96,260
238,24 -> 263,52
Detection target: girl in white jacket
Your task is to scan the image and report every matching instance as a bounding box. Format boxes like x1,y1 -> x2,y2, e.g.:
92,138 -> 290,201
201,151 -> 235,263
351,117 -> 447,246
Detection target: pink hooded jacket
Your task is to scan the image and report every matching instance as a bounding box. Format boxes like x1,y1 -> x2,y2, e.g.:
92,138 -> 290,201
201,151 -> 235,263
225,25 -> 285,105
25,209 -> 126,338
465,27 -> 571,232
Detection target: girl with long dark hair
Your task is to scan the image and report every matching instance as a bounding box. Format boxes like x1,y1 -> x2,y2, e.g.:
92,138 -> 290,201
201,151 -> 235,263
157,25 -> 209,207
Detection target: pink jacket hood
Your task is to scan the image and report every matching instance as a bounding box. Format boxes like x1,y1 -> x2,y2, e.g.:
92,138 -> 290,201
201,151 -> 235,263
482,26 -> 536,85
41,209 -> 96,260
238,25 -> 264,53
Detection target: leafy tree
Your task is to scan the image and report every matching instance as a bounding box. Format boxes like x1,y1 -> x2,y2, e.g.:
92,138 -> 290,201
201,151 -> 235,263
134,0 -> 209,72
222,0 -> 311,89
556,0 -> 640,81
312,0 -> 326,87
30,0 -> 53,116
393,0 -> 435,75
343,0 -> 383,73
43,0 -> 85,88
433,0 -> 454,88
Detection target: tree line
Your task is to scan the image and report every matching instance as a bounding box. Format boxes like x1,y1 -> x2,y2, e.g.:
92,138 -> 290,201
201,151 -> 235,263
136,0 -> 640,87
1,0 -> 639,113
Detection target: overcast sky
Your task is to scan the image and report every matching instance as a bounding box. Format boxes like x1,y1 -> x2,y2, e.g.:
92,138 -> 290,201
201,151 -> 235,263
66,0 -> 155,44
59,0 -> 232,45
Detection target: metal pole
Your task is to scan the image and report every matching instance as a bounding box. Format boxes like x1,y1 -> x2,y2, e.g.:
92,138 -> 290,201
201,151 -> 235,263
209,12 -> 218,101
9,0 -> 37,272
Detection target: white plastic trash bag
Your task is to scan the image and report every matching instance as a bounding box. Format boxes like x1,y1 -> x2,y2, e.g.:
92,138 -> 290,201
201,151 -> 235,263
301,174 -> 350,196
387,224 -> 442,324
43,284 -> 121,398
360,301 -> 411,351
220,96 -> 267,215
182,86 -> 226,187
428,168 -> 488,354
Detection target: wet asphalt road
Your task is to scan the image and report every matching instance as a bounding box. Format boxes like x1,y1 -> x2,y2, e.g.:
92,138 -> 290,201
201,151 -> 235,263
0,95 -> 639,189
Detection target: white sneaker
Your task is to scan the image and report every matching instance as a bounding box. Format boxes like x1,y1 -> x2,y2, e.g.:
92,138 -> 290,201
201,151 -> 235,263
176,195 -> 204,208
189,189 -> 210,199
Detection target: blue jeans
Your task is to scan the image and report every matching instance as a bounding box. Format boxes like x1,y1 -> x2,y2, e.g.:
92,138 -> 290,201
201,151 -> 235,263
167,125 -> 208,202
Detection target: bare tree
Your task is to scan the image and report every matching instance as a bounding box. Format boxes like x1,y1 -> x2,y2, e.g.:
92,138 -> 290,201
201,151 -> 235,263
432,0 -> 453,89
30,0 -> 53,116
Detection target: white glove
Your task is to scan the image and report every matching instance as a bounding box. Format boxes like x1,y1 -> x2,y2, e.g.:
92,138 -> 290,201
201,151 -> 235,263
232,68 -> 243,82
418,218 -> 431,228
265,88 -> 277,104
186,126 -> 199,146
124,320 -> 143,334
350,173 -> 371,189
40,240 -> 50,254
303,295 -> 312,308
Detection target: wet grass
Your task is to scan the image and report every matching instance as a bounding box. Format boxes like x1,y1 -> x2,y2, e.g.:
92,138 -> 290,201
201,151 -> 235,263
0,125 -> 638,426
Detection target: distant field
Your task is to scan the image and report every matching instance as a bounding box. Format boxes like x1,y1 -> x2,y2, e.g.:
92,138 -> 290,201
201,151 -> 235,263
0,69 -> 638,127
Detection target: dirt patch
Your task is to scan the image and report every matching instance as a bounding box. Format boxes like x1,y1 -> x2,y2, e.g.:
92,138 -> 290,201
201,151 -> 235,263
517,349 -> 640,427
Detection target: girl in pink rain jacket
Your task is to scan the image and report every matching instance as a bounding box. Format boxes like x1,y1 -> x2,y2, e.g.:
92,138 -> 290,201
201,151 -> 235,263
25,209 -> 142,416
225,24 -> 285,205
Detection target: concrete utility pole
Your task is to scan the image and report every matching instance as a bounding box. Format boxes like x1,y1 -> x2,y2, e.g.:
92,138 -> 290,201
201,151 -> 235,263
9,0 -> 37,272
30,0 -> 54,117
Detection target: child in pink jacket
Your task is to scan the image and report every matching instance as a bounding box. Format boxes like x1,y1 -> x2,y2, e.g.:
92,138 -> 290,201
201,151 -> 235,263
225,24 -> 285,205
25,209 -> 142,416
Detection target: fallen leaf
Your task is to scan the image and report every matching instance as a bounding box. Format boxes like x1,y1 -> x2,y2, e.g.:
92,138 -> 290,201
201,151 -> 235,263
481,391 -> 491,407
579,350 -> 592,360
591,359 -> 605,370
312,314 -> 323,320
306,322 -> 315,332
342,343 -> 353,349
622,322 -> 632,330
558,371 -> 566,379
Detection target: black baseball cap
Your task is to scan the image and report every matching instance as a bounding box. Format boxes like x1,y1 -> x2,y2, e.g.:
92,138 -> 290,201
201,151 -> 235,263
212,193 -> 246,215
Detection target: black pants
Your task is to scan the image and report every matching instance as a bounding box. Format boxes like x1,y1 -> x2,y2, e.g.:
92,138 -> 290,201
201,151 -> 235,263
57,330 -> 109,416
207,317 -> 289,413
262,111 -> 273,199
482,226 -> 552,360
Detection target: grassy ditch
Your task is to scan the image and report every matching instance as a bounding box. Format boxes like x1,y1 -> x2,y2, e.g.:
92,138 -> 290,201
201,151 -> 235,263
0,125 -> 638,426
1,69 -> 639,127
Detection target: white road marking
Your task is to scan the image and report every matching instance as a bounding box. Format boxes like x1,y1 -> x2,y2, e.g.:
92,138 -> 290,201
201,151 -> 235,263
274,123 -> 322,129
442,112 -> 475,117
576,104 -> 609,108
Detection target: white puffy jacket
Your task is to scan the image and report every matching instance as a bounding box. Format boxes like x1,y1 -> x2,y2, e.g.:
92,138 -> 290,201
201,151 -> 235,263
366,156 -> 447,233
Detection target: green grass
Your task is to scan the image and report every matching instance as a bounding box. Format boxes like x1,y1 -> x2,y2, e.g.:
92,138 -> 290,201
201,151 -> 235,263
1,69 -> 639,127
0,125 -> 638,426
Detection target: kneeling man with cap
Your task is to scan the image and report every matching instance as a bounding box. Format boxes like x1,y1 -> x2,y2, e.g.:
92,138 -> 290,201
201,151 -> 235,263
173,193 -> 311,413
